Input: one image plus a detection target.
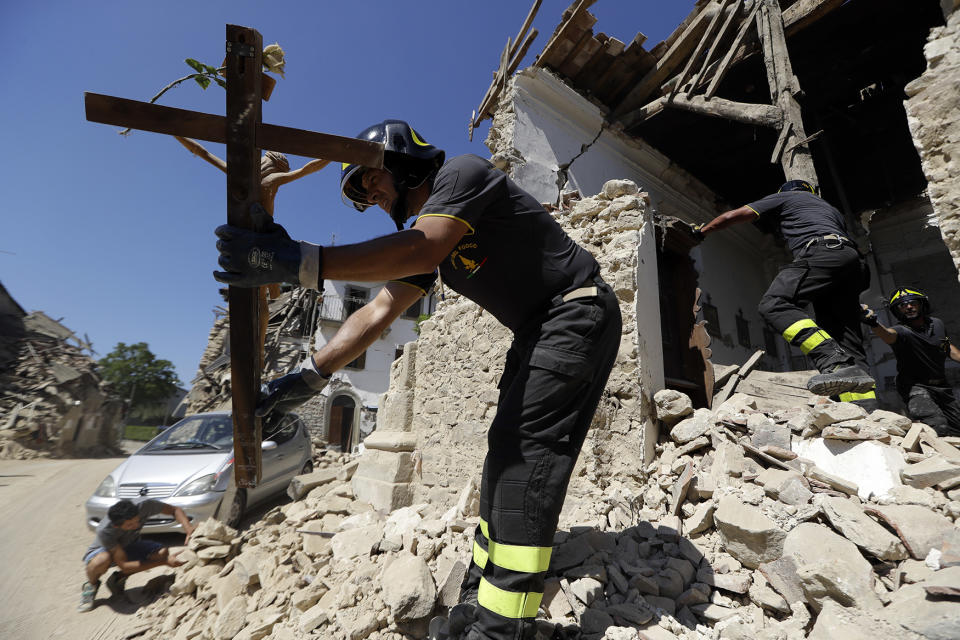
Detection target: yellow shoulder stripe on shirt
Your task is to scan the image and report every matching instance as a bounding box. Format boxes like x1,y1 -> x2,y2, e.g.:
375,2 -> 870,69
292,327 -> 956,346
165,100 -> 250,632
746,205 -> 760,217
415,213 -> 475,235
388,280 -> 429,296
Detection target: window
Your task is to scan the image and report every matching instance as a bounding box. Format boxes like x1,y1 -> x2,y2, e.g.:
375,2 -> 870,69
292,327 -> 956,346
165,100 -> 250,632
345,350 -> 367,370
344,286 -> 368,317
702,300 -> 721,338
735,310 -> 751,349
402,297 -> 423,320
763,327 -> 779,356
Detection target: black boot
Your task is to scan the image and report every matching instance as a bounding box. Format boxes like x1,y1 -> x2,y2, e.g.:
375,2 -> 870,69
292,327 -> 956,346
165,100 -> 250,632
428,603 -> 480,640
807,364 -> 875,396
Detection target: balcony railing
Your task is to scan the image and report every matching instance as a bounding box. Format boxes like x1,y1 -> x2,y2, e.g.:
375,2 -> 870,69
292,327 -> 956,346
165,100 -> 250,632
318,295 -> 368,324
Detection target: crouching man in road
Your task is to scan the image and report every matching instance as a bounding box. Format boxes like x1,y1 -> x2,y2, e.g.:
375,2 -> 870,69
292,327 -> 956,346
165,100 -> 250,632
78,499 -> 194,612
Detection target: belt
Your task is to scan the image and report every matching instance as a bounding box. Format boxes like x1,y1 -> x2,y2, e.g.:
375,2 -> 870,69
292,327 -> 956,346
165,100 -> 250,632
562,286 -> 598,302
802,234 -> 854,251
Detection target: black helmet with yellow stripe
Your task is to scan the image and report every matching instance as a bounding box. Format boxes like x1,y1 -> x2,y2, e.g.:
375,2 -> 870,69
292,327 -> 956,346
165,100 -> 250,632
889,287 -> 931,321
778,179 -> 818,195
340,119 -> 444,230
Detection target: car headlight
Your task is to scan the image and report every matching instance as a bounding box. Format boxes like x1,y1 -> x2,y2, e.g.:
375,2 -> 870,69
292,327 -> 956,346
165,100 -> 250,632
94,475 -> 116,497
176,474 -> 217,497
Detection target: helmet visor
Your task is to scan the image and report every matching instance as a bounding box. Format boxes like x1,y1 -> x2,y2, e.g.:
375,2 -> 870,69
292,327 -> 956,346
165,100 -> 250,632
340,164 -> 374,211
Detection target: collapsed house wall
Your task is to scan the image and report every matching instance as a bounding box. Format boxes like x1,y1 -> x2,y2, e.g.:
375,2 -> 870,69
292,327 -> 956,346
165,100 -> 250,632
351,181 -> 663,512
487,67 -> 785,368
905,1 -> 960,279
0,283 -> 122,458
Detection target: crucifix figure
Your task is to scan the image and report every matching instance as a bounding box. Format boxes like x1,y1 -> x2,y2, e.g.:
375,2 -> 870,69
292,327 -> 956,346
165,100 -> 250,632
85,24 -> 383,487
174,135 -> 328,360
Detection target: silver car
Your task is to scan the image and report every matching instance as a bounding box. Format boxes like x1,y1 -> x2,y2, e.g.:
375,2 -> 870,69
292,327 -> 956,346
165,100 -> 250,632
86,411 -> 313,532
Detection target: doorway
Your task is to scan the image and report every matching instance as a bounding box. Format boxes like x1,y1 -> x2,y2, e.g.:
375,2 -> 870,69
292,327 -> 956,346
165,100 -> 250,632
327,394 -> 356,452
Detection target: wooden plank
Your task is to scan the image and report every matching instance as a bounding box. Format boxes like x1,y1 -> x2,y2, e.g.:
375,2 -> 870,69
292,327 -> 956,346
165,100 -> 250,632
688,0 -> 742,95
508,0 -> 543,62
698,0 -> 845,97
85,93 -> 384,168
225,23 -> 263,488
622,93 -> 782,129
611,2 -> 721,117
704,1 -> 761,98
669,0 -> 733,100
534,0 -> 597,68
575,37 -> 623,93
559,31 -> 601,79
757,0 -> 818,182
507,28 -> 539,77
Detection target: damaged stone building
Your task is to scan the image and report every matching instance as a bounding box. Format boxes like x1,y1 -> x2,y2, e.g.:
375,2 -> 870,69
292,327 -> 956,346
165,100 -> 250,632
0,281 -> 123,458
479,0 -> 960,413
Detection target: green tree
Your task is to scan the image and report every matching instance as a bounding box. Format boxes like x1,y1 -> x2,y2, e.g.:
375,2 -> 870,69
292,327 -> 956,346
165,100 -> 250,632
98,342 -> 181,418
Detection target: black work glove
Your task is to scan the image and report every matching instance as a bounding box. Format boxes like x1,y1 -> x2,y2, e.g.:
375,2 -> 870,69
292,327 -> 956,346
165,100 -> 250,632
256,357 -> 331,417
860,304 -> 880,327
689,223 -> 705,243
214,203 -> 323,290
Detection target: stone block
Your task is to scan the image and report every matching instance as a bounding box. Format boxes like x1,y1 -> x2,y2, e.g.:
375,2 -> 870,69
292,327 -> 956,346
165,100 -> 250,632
792,437 -> 905,500
351,474 -> 413,512
287,468 -> 338,500
382,553 -> 437,620
362,429 -> 417,452
670,408 -> 713,444
713,495 -> 786,569
376,390 -> 415,431
782,523 -> 883,612
653,389 -> 693,426
354,450 -> 415,484
864,504 -> 956,560
818,495 -> 908,561
901,455 -> 960,489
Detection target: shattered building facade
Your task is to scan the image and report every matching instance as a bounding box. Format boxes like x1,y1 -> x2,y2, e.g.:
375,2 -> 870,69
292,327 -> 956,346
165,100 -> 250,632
481,0 -> 960,412
0,281 -> 123,458
185,281 -> 434,451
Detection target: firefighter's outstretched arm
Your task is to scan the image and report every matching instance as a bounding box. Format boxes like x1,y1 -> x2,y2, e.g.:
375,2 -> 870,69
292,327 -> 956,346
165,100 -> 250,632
700,205 -> 758,237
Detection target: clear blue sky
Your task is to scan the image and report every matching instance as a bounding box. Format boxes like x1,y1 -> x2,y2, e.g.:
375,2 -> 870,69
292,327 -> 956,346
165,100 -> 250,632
1,1 -> 695,386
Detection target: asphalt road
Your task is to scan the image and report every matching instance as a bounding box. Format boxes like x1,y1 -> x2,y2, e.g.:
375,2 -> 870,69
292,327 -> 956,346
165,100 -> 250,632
0,455 -> 182,640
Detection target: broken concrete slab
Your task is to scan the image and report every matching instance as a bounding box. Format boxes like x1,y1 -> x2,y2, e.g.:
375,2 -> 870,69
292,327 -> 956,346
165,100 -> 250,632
817,495 -> 908,561
782,523 -> 884,612
881,566 -> 960,640
810,402 -> 868,428
808,599 -> 925,640
713,495 -> 786,569
864,504 -> 956,560
792,437 -> 906,500
901,455 -> 960,489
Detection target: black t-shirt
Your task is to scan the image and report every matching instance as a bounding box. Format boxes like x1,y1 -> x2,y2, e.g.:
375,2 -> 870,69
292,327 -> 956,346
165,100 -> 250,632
394,154 -> 598,331
747,191 -> 848,256
892,317 -> 951,388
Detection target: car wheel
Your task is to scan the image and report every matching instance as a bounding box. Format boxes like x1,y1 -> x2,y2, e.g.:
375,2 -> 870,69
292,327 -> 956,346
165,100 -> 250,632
301,460 -> 314,475
224,489 -> 246,529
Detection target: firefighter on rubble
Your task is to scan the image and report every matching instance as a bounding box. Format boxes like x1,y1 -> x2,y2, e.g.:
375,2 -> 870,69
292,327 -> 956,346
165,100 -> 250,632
862,288 -> 960,436
213,120 -> 621,640
697,180 -> 876,404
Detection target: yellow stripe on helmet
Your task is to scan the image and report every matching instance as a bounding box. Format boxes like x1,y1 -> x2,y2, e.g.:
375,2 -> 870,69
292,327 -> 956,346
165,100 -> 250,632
410,128 -> 430,147
890,288 -> 923,303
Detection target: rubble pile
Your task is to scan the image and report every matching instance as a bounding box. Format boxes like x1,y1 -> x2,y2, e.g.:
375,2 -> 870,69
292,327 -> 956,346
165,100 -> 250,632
0,300 -> 123,459
184,288 -> 320,415
124,388 -> 960,639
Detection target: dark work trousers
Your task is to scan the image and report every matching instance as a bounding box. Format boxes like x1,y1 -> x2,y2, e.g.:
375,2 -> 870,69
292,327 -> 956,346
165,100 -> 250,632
757,243 -> 870,373
902,383 -> 960,437
460,279 -> 621,640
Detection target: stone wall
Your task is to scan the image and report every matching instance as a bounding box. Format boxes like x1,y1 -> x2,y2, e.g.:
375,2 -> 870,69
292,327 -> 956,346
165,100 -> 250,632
351,181 -> 662,512
904,2 -> 960,279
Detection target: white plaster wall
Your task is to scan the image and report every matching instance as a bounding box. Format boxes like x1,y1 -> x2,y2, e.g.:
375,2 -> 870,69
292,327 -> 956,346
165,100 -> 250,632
315,280 -> 429,409
497,68 -> 779,369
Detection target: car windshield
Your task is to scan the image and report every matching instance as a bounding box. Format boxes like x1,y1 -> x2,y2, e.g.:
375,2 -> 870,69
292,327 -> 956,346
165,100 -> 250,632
142,414 -> 234,452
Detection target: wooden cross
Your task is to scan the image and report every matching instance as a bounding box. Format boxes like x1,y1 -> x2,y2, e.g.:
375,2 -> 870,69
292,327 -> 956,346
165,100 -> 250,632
85,25 -> 383,488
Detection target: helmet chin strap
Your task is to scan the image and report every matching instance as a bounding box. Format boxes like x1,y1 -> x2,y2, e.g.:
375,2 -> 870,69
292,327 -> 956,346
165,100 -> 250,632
390,187 -> 409,231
